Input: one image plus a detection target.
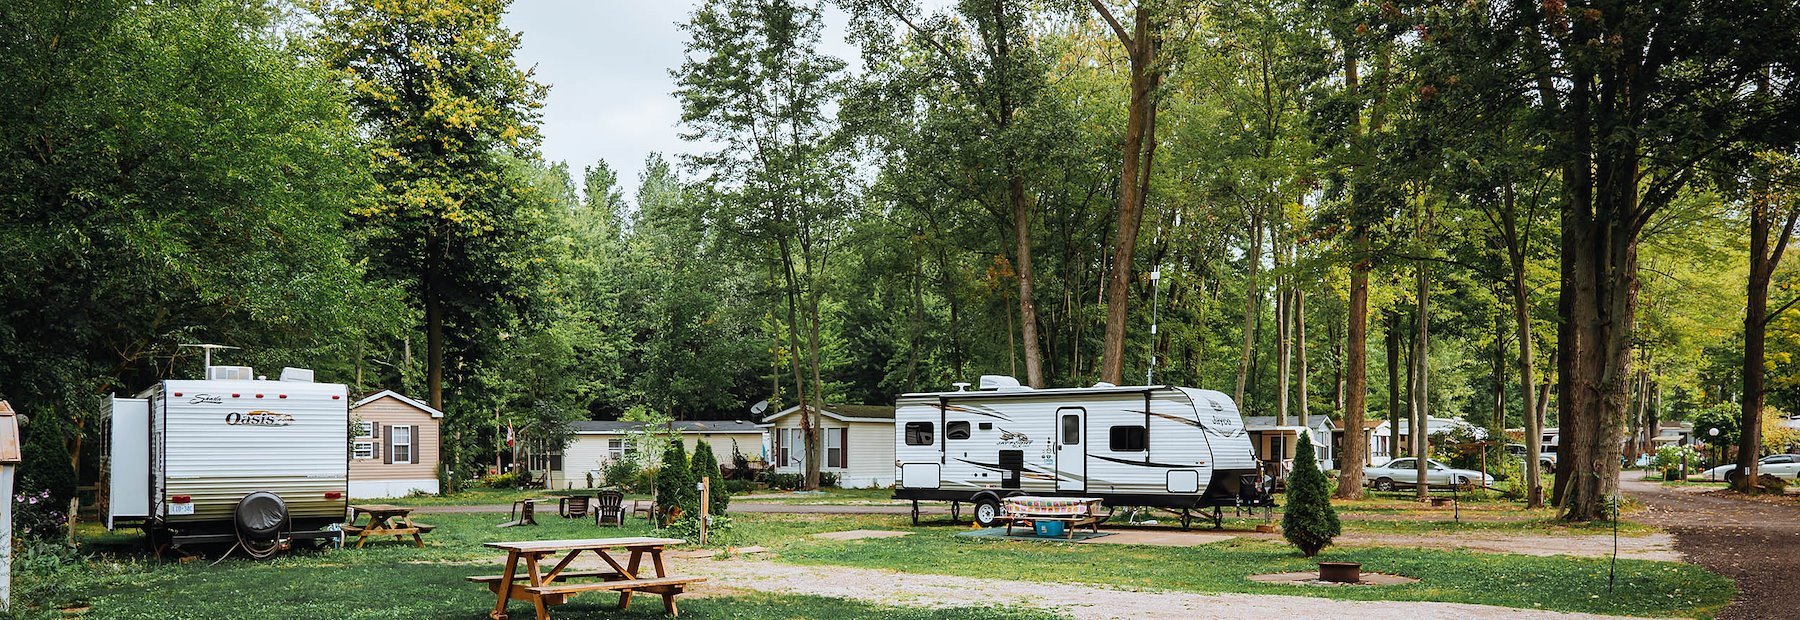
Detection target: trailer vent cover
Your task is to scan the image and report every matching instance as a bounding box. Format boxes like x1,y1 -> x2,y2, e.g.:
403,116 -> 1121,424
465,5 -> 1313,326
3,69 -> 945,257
234,492 -> 288,541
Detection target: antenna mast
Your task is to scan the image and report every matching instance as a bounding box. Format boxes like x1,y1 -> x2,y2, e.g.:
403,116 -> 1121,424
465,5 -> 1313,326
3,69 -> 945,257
178,343 -> 239,376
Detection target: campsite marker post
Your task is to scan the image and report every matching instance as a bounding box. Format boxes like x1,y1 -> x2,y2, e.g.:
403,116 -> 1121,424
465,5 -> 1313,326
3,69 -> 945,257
698,477 -> 710,546
0,402 -> 23,613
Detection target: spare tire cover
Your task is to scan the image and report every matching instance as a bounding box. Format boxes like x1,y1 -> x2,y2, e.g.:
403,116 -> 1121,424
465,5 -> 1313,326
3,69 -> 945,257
235,492 -> 288,540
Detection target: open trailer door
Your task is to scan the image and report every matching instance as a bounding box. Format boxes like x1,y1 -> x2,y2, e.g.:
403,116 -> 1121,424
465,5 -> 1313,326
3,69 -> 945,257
107,396 -> 150,529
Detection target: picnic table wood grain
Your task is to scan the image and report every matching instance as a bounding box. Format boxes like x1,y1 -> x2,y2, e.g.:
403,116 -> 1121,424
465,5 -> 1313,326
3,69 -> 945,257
472,537 -> 704,620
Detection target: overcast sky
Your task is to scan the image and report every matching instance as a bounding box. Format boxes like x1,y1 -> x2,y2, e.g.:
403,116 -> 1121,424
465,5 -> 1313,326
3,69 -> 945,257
502,1 -> 860,199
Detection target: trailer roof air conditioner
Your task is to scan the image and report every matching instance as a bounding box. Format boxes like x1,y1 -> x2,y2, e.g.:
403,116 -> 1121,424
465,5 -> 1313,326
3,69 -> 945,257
978,375 -> 1031,391
278,367 -> 315,383
207,365 -> 255,381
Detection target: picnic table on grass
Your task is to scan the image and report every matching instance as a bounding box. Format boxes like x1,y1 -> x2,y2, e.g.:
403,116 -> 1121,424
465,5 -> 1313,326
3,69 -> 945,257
470,536 -> 705,620
344,504 -> 433,548
1001,496 -> 1106,539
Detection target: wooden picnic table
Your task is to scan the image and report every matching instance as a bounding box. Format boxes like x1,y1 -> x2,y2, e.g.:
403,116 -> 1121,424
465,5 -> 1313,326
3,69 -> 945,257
470,536 -> 705,620
345,504 -> 433,548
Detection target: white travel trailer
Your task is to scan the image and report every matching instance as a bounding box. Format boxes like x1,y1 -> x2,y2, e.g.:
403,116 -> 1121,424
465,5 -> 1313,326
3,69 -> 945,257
893,377 -> 1266,529
105,364 -> 349,554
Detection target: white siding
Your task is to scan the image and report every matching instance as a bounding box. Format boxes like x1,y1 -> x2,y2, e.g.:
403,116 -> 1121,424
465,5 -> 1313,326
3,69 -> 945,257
555,431 -> 766,489
156,379 -> 348,522
764,414 -> 895,488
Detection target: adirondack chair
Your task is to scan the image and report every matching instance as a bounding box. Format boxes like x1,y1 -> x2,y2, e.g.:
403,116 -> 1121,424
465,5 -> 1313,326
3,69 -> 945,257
558,495 -> 591,519
594,490 -> 625,527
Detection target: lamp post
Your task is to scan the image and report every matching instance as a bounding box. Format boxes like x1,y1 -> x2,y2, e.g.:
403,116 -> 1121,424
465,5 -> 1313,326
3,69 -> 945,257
1707,427 -> 1720,482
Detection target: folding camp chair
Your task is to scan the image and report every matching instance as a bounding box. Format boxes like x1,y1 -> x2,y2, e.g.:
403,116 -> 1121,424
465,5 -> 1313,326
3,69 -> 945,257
594,490 -> 625,527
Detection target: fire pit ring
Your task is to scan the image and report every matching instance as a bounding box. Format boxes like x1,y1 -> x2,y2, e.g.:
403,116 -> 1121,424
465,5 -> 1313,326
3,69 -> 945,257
1318,561 -> 1362,583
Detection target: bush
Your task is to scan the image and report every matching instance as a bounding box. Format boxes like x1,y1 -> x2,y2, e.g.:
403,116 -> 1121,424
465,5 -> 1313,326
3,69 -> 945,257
659,513 -> 733,546
691,440 -> 729,514
14,488 -> 69,541
479,470 -> 523,488
1281,435 -> 1340,557
17,424 -> 76,540
601,456 -> 643,493
819,471 -> 839,488
722,479 -> 758,495
7,539 -> 88,612
654,440 -> 696,523
1652,444 -> 1704,471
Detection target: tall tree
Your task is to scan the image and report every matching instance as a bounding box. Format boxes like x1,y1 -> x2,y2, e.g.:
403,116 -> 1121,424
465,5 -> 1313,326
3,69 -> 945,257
1735,151 -> 1799,492
1091,0 -> 1174,384
314,0 -> 549,413
675,0 -> 849,488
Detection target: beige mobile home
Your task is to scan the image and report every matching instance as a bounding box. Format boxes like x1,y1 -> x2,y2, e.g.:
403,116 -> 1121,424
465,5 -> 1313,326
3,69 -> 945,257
761,404 -> 895,488
348,391 -> 442,499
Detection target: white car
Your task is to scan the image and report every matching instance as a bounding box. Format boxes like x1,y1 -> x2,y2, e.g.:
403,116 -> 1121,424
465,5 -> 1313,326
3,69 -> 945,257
1699,454 -> 1800,482
1365,458 -> 1495,491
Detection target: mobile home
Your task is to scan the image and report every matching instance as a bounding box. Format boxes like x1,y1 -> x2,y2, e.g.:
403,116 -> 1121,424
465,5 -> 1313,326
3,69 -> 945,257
105,364 -> 348,553
893,377 -> 1264,529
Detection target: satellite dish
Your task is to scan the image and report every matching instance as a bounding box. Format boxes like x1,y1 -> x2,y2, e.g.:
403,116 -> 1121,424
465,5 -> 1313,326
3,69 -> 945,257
749,399 -> 770,415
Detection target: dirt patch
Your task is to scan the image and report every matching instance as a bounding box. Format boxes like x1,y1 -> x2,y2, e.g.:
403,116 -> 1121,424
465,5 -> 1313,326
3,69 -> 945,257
1625,478 -> 1800,620
1247,571 -> 1419,586
812,529 -> 913,541
677,557 -> 1644,620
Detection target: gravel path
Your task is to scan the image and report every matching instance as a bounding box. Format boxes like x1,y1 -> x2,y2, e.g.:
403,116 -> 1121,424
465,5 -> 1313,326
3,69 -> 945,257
1623,477 -> 1800,620
684,557 -> 1647,620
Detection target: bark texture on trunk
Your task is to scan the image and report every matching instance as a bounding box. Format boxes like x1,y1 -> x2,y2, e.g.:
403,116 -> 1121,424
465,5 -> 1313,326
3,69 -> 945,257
1236,211 -> 1263,406
1336,231 -> 1371,499
1737,174 -> 1797,491
1412,265 -> 1431,500
1094,0 -> 1163,385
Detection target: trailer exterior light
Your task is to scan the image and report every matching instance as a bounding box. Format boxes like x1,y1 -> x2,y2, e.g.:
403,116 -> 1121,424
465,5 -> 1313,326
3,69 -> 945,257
324,491 -> 343,500
170,495 -> 192,503
255,394 -> 264,398
173,392 -> 183,397
232,393 -> 240,398
278,394 -> 287,399
331,395 -> 340,400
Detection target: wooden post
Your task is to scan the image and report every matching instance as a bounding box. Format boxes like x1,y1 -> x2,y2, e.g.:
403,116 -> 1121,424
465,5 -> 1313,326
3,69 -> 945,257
1477,440 -> 1487,490
698,477 -> 710,546
0,402 -> 23,614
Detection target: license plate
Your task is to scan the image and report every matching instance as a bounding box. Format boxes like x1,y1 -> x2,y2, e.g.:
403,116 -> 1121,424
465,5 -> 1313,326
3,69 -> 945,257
168,502 -> 195,516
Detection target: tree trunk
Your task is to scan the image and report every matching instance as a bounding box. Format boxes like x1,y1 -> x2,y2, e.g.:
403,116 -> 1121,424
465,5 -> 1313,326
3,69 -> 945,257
1275,239 -> 1290,425
778,238 -> 817,490
1096,1 -> 1163,385
1412,265 -> 1431,500
1296,284 -> 1309,427
1512,251 -> 1545,508
1737,167 -> 1796,491
426,291 -> 444,411
1236,211 -> 1264,406
1387,307 -> 1401,460
1336,229 -> 1371,499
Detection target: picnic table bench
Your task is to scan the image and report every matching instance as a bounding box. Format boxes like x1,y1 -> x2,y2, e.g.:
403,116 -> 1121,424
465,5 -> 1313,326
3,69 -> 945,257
344,504 -> 433,548
1000,496 -> 1106,539
470,536 -> 704,619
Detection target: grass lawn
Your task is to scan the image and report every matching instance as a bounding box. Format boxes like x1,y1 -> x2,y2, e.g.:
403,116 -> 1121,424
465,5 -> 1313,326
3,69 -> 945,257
379,486 -> 651,508
760,517 -> 1729,618
733,487 -> 899,503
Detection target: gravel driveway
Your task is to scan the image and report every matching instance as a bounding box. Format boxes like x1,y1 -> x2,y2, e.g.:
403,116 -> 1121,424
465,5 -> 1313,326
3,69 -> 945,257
1624,478 -> 1800,620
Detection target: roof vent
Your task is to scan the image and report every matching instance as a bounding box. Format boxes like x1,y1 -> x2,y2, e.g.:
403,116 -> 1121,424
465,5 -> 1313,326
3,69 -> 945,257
207,366 -> 255,381
951,382 -> 971,392
278,367 -> 315,383
978,375 -> 1031,391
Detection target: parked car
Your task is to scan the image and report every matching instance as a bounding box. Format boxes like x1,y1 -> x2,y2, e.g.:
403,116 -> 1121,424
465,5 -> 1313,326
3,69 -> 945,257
1364,458 -> 1495,491
1506,443 -> 1556,470
1699,454 -> 1800,482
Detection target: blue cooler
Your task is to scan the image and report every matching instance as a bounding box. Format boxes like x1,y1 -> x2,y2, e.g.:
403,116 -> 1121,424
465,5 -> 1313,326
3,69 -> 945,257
1034,520 -> 1065,537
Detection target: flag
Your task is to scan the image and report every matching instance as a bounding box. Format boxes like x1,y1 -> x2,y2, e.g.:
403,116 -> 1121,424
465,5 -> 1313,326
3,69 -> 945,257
505,423 -> 515,447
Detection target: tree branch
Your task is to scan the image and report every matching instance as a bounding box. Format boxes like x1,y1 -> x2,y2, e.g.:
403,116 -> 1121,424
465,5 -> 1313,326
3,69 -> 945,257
1087,0 -> 1133,49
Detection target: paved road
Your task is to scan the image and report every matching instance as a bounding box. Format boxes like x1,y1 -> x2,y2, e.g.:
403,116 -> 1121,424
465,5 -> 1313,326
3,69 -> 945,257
1623,478 -> 1800,620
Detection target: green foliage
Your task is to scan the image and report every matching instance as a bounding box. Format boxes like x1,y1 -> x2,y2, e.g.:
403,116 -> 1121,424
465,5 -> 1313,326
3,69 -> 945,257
1281,436 -> 1340,557
655,440 -> 697,521
600,456 -> 645,493
658,513 -> 734,546
723,479 -> 759,495
1693,404 -> 1741,450
478,470 -> 523,489
691,440 -> 731,514
1652,445 -> 1706,471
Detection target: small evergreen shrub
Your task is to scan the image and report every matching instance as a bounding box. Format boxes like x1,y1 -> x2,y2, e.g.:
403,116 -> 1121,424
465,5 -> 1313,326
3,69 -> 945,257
722,479 -> 758,495
654,440 -> 696,523
1282,435 -> 1341,557
601,456 -> 643,492
691,440 -> 730,513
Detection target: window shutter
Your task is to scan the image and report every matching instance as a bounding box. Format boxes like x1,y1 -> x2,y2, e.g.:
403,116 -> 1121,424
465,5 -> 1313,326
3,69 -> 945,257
382,425 -> 393,464
773,430 -> 784,466
837,428 -> 849,468
408,425 -> 419,465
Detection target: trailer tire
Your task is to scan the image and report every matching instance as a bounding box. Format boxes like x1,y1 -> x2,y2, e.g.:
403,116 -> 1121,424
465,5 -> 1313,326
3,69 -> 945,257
972,497 -> 1003,528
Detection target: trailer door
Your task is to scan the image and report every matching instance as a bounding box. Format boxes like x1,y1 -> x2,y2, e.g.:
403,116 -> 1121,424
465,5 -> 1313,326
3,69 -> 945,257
107,396 -> 151,529
1056,407 -> 1085,492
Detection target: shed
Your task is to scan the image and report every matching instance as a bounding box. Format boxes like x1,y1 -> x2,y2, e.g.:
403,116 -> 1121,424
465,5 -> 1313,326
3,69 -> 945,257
0,401 -> 21,612
348,391 -> 443,499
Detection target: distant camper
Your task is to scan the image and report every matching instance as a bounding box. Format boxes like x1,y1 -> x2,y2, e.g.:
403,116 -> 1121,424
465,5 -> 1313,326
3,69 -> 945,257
105,364 -> 348,553
893,376 -> 1264,530
348,390 -> 442,499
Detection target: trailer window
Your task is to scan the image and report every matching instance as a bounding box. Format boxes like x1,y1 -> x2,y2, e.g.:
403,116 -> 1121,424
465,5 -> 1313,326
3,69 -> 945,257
1061,414 -> 1080,445
1109,425 -> 1147,452
946,421 -> 971,440
905,422 -> 934,446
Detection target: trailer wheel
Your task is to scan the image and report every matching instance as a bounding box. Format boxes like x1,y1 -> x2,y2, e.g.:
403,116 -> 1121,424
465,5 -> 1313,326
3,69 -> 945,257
973,497 -> 1002,528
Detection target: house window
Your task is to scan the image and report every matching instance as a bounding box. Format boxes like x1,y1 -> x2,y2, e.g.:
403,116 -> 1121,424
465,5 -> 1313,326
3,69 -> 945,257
1109,425 -> 1147,452
904,422 -> 934,446
353,440 -> 375,460
390,426 -> 412,464
825,428 -> 843,468
607,439 -> 638,461
945,421 -> 971,440
354,421 -> 374,438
